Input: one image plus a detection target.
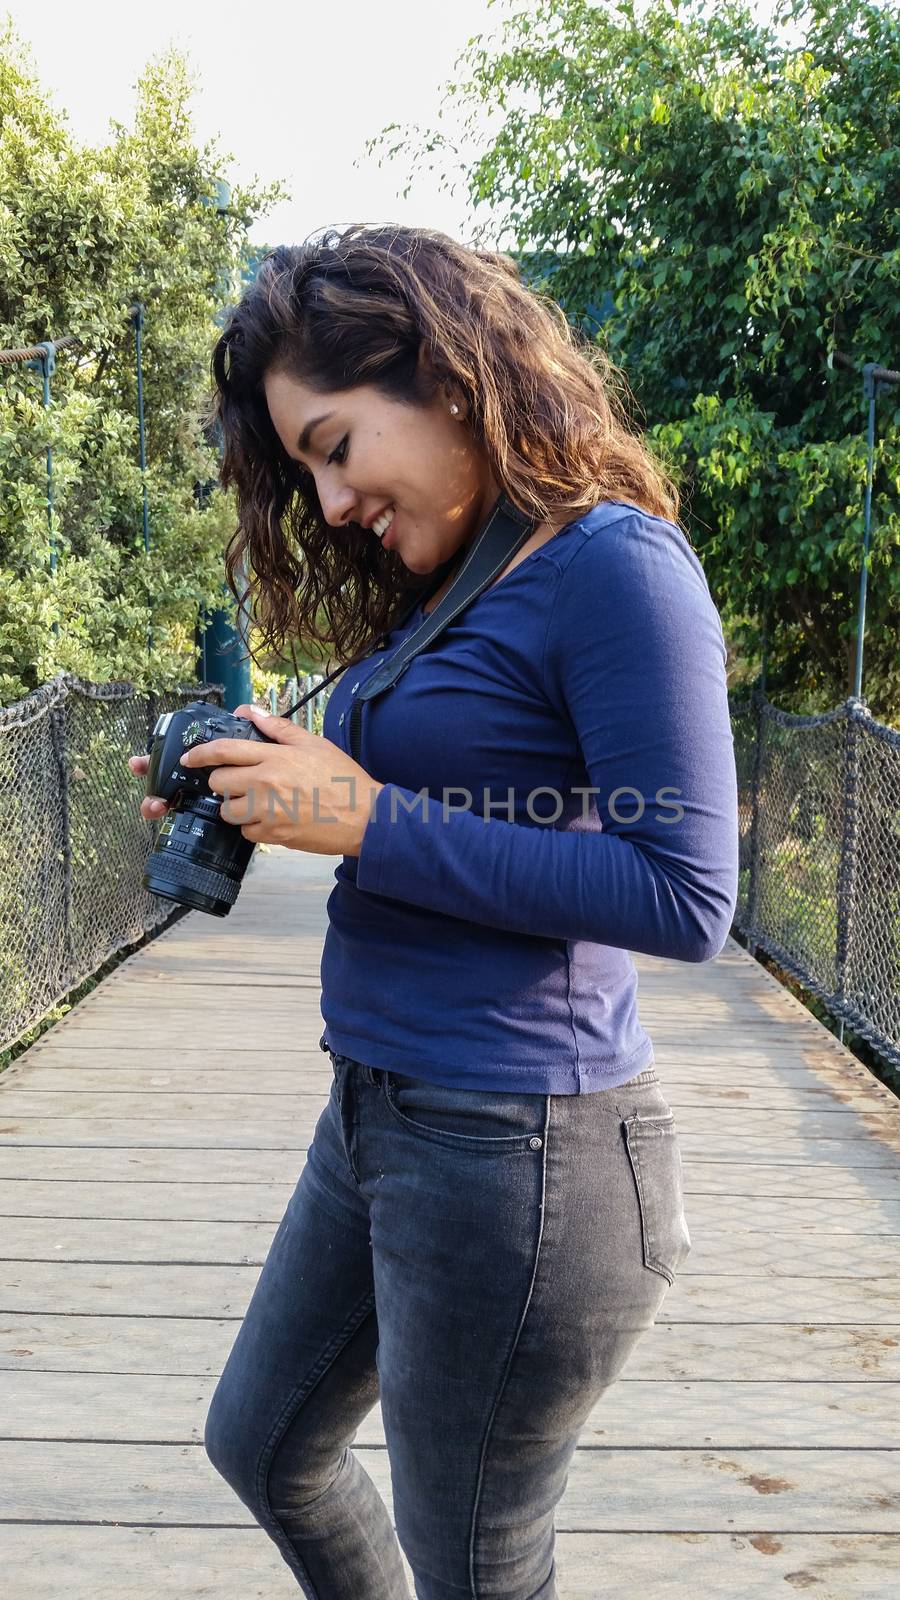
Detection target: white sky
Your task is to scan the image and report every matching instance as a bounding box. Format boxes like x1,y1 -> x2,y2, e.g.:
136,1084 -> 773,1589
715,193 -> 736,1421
8,0 -> 520,248
9,0 -> 783,251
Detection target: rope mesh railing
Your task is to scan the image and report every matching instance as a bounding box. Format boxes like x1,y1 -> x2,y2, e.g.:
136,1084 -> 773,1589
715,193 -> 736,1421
731,690 -> 900,1070
1,670 -> 897,1071
0,674 -> 225,1054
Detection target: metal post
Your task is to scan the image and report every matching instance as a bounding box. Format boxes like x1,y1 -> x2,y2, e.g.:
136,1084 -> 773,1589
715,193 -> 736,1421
745,685 -> 766,960
284,677 -> 299,724
131,303 -> 153,659
48,698 -> 74,975
131,305 -> 150,556
24,341 -> 58,638
834,705 -> 862,1040
758,598 -> 769,699
132,304 -> 151,557
853,364 -> 880,701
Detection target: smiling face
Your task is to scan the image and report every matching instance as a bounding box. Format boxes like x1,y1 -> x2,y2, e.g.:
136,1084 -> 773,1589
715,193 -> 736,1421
263,364 -> 501,575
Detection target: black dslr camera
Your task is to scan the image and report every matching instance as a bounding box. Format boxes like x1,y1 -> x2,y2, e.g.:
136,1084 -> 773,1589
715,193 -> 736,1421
142,700 -> 275,917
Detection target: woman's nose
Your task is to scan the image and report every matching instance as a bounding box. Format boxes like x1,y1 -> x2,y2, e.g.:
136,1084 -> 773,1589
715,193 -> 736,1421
319,484 -> 359,528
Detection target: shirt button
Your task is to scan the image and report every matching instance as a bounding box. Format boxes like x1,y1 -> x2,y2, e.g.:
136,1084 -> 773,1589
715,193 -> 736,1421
351,681 -> 360,693
338,712 -> 345,726
529,1136 -> 543,1150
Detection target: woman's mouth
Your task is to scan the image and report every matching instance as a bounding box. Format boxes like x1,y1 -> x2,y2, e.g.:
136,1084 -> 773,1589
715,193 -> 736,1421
372,505 -> 397,547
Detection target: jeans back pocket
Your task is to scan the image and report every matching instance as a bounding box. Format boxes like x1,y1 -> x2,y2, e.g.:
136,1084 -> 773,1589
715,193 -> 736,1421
622,1111 -> 692,1285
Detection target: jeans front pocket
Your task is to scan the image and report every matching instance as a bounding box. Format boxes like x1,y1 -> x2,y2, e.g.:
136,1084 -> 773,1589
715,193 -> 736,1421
621,1111 -> 692,1285
382,1071 -> 547,1154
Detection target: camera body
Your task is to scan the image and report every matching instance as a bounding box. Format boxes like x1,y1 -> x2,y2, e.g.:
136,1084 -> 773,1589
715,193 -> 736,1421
141,700 -> 273,917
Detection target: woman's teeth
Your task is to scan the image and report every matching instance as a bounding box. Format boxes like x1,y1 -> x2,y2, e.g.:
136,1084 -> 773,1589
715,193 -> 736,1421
372,506 -> 395,539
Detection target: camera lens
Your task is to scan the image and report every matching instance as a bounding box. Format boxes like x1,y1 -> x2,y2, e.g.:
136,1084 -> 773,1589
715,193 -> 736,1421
143,798 -> 255,917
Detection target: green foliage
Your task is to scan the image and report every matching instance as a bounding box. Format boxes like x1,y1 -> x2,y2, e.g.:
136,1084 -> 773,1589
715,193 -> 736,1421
369,0 -> 900,716
0,20 -> 286,706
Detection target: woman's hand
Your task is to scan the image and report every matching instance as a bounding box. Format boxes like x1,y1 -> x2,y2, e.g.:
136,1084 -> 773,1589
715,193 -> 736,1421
160,704 -> 383,857
126,752 -> 170,823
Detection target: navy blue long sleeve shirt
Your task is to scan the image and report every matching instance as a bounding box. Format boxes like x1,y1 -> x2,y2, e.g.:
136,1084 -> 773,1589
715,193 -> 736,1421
319,499 -> 739,1093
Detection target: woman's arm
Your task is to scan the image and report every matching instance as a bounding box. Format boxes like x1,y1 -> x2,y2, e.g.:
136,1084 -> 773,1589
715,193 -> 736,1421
355,512 -> 739,962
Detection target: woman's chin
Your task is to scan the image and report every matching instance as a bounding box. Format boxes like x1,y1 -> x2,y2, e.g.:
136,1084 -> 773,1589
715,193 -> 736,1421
395,547 -> 432,575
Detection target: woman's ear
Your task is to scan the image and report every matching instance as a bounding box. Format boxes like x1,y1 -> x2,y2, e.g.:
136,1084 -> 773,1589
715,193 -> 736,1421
418,340 -> 467,420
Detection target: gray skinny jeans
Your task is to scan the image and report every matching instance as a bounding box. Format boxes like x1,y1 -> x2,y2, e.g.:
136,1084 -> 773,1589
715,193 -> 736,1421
204,1049 -> 692,1598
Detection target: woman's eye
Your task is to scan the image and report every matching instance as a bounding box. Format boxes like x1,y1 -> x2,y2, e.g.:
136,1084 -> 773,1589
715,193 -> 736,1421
327,436 -> 348,467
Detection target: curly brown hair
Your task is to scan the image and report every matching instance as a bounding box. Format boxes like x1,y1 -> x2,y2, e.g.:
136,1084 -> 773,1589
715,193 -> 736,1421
209,224 -> 681,672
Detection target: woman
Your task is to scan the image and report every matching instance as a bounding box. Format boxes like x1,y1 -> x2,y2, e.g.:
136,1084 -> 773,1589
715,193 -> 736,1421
130,224 -> 738,1599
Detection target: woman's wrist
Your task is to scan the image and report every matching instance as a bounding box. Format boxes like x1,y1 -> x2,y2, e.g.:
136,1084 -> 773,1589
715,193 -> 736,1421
344,782 -> 385,857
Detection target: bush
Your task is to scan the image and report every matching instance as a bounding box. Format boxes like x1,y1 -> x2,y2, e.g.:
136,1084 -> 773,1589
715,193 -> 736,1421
0,22 -> 286,705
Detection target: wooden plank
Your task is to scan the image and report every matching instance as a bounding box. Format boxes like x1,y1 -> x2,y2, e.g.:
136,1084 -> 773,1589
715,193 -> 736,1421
691,1195 -> 900,1233
1,1147 -> 900,1196
6,1003 -> 893,1096
2,1178 -> 897,1233
676,1138 -> 900,1169
0,1216 -> 274,1261
2,1438 -> 898,1532
0,1092 -> 338,1119
118,971 -> 323,984
3,1527 -> 896,1600
3,1215 -> 899,1277
682,1161 -> 900,1198
13,1044 -> 891,1083
13,1045 -> 887,1083
66,992 -> 323,1017
4,1314 -> 898,1382
3,1088 -> 899,1144
7,1063 -> 896,1113
0,1147 -> 309,1181
2,1119 -> 899,1167
0,1118 -> 311,1148
0,1312 -> 245,1374
667,1274 -> 900,1322
4,1368 -> 898,1448
3,1261 -> 899,1321
0,1179 -> 298,1221
28,1018 -> 326,1039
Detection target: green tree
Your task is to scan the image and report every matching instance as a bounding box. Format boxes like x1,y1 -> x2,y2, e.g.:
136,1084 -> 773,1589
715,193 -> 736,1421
369,0 -> 900,716
0,20 -> 285,705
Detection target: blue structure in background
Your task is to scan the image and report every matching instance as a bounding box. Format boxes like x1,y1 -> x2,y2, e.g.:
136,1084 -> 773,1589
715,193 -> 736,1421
195,602 -> 252,707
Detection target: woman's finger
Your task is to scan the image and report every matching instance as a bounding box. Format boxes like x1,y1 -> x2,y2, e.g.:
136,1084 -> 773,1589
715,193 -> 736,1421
129,753 -> 167,819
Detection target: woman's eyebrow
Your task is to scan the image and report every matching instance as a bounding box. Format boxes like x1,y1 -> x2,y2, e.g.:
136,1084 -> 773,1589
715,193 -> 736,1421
297,411 -> 336,454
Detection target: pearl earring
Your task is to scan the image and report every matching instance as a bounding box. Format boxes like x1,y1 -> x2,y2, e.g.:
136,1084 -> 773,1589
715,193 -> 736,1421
449,403 -> 459,415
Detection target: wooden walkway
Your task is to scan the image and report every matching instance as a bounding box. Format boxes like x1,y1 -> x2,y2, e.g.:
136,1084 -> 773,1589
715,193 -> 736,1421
1,845 -> 898,1598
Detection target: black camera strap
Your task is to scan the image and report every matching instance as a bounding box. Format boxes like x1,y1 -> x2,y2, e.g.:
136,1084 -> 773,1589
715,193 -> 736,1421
347,493 -> 536,764
282,492 -> 538,765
